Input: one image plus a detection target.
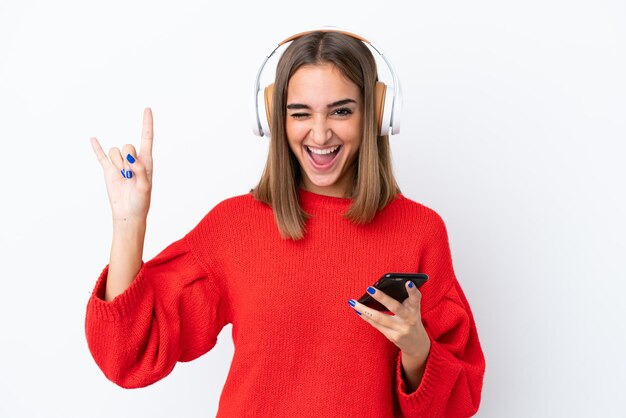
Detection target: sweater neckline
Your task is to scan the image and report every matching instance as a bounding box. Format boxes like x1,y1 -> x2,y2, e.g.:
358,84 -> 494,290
297,188 -> 353,210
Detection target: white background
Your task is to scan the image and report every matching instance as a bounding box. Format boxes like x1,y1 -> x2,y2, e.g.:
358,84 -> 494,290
1,0 -> 624,417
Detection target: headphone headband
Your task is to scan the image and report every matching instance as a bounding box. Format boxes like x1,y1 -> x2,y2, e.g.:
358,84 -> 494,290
251,26 -> 402,137
279,29 -> 370,45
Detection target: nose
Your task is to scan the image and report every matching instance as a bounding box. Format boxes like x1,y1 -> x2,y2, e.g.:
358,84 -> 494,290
309,114 -> 332,145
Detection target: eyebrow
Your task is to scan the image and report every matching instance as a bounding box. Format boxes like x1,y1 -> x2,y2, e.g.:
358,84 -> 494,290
286,98 -> 357,110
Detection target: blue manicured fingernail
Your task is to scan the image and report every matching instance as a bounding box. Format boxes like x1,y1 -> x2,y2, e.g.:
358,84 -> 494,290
355,310 -> 362,315
408,281 -> 414,288
120,169 -> 126,177
367,286 -> 376,295
125,170 -> 133,178
126,154 -> 135,164
348,299 -> 356,307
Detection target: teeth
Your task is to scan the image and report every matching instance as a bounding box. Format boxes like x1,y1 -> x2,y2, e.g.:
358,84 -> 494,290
307,145 -> 340,155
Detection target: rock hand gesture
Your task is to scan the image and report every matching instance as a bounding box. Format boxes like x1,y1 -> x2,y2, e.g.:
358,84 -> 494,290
90,108 -> 154,223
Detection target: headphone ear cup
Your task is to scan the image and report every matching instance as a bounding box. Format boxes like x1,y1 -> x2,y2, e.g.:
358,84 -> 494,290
262,83 -> 275,137
374,81 -> 387,136
255,84 -> 272,137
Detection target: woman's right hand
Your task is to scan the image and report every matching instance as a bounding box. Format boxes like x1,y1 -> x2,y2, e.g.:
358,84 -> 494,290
90,108 -> 154,223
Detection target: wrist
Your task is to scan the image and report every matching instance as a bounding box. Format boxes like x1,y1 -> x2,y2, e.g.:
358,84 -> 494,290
112,218 -> 147,246
402,333 -> 432,361
112,216 -> 147,229
402,346 -> 429,368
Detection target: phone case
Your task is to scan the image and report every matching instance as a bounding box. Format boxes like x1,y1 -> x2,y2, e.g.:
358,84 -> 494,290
356,273 -> 428,312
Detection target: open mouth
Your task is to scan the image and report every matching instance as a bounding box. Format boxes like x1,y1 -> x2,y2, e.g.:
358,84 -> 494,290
306,145 -> 342,169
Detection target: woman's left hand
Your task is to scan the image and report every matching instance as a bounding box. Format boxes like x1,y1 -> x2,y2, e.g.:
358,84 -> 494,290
348,281 -> 431,361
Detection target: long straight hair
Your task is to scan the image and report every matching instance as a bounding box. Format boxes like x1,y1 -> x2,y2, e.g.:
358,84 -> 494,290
251,31 -> 401,240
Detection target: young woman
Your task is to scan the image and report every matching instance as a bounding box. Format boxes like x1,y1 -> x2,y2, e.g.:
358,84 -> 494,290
86,29 -> 486,417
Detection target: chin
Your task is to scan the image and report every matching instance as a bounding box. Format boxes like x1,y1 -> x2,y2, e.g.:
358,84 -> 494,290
309,179 -> 339,188
305,170 -> 342,187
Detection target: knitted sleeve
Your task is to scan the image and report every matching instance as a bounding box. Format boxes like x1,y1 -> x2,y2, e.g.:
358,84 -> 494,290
84,233 -> 230,389
394,212 -> 486,417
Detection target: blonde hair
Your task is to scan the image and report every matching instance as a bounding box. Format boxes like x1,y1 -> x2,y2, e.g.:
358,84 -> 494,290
251,31 -> 401,240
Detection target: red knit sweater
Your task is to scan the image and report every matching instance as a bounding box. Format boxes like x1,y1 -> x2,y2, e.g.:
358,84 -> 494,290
85,189 -> 485,417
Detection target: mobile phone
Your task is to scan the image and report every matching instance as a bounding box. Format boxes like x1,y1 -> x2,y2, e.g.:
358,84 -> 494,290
357,273 -> 429,312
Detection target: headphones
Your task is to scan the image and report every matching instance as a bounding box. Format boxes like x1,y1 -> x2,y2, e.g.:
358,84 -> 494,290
251,26 -> 402,138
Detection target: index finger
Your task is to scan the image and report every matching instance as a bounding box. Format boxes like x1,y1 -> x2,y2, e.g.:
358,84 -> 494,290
140,107 -> 154,157
90,136 -> 112,170
364,287 -> 404,316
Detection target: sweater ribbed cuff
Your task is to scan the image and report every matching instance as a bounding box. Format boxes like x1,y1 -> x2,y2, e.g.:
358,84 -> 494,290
87,261 -> 148,322
395,338 -> 462,412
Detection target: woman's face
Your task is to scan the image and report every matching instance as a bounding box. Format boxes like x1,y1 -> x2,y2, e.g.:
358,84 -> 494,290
285,63 -> 363,198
